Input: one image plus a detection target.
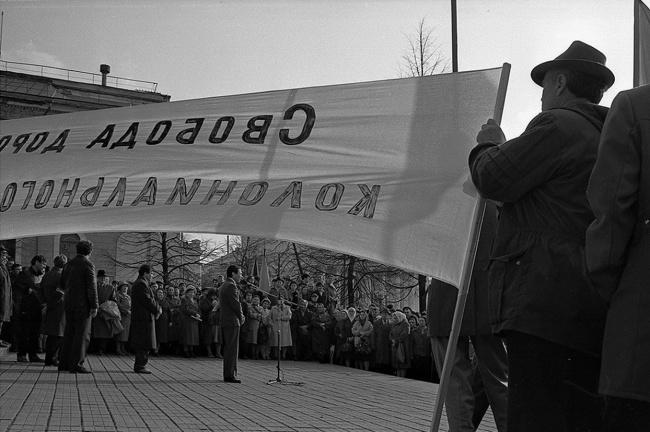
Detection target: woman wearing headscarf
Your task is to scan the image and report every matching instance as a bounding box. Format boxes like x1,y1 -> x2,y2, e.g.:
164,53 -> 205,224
390,311 -> 411,377
153,287 -> 170,356
352,309 -> 373,371
258,297 -> 272,360
269,295 -> 292,360
179,285 -> 201,358
166,285 -> 181,354
245,294 -> 263,360
335,307 -> 356,367
114,281 -> 132,356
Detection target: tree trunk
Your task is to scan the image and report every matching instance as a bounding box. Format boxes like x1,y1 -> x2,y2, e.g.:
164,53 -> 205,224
161,232 -> 169,285
292,243 -> 303,276
346,255 -> 356,307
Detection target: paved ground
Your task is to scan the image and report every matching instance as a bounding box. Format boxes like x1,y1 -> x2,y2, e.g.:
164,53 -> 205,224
1,348 -> 497,432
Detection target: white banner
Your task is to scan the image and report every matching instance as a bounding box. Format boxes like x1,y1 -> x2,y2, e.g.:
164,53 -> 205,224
0,68 -> 504,287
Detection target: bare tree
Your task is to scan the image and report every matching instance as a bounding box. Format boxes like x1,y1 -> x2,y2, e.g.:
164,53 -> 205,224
399,17 -> 450,310
399,17 -> 450,78
105,232 -> 226,287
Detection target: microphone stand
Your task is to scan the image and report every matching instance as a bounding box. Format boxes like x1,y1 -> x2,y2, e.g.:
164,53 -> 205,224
267,329 -> 282,385
267,304 -> 303,386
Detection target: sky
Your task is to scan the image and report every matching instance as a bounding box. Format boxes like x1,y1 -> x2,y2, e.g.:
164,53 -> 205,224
0,0 -> 635,246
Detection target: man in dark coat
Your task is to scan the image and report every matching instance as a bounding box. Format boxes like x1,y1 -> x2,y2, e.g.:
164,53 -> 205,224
586,84 -> 650,432
219,264 -> 245,383
290,299 -> 313,361
58,240 -> 98,374
13,254 -> 47,363
428,203 -> 508,432
130,265 -> 161,374
469,41 -> 614,431
41,255 -> 68,366
0,244 -> 12,348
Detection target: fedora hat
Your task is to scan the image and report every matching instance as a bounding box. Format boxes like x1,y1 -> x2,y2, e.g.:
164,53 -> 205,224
531,40 -> 614,87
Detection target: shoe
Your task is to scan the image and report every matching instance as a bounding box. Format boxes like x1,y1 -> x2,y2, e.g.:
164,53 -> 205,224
152,351 -> 160,357
29,355 -> 44,363
45,359 -> 59,367
97,350 -> 104,356
17,355 -> 28,363
183,353 -> 191,358
223,378 -> 241,383
134,368 -> 152,374
0,340 -> 9,348
70,366 -> 92,374
57,365 -> 69,372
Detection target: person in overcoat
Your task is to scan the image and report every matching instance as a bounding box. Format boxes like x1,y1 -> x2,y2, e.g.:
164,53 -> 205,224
469,41 -> 612,431
390,311 -> 411,377
586,84 -> 650,431
41,255 -> 67,366
351,309 -> 373,371
129,265 -> 161,374
58,240 -> 98,374
335,307 -> 355,367
165,285 -> 180,352
91,270 -> 116,355
0,244 -> 13,349
179,285 -> 201,358
199,288 -> 218,358
291,299 -> 313,361
219,265 -> 245,383
309,302 -> 331,363
114,281 -> 131,356
269,295 -> 292,360
370,308 -> 392,374
13,255 -> 46,363
153,288 -> 170,356
244,294 -> 263,359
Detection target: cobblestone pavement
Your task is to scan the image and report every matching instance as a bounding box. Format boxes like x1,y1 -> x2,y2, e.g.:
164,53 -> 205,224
1,349 -> 497,432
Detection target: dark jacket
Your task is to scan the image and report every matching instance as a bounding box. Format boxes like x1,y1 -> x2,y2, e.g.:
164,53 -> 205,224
41,267 -> 65,336
219,278 -> 243,327
469,101 -> 609,356
61,254 -> 98,312
13,267 -> 43,322
130,277 -> 158,350
586,85 -> 650,402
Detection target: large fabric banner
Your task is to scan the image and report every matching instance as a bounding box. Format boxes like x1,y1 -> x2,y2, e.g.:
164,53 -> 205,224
0,68 -> 503,287
636,0 -> 650,86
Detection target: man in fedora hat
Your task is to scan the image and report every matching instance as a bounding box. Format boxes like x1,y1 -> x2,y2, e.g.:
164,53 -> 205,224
469,41 -> 613,431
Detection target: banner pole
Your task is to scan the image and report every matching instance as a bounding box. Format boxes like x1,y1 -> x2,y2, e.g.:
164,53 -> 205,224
429,63 -> 510,432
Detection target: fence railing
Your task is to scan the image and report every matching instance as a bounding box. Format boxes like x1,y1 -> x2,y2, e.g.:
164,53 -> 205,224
0,60 -> 159,93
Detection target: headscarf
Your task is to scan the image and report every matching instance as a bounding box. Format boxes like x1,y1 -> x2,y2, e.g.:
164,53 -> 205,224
393,311 -> 407,323
346,307 -> 357,322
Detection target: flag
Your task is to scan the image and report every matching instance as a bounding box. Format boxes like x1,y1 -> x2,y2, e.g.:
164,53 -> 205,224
0,67 -> 505,287
635,0 -> 650,86
258,253 -> 271,295
252,256 -> 259,280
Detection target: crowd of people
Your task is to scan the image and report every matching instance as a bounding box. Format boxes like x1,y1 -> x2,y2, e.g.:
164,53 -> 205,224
0,246 -> 436,382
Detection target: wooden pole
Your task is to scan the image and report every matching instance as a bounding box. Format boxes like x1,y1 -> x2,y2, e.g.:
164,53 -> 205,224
429,63 -> 510,432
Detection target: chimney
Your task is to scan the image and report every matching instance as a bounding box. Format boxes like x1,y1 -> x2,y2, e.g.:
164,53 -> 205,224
100,64 -> 110,86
